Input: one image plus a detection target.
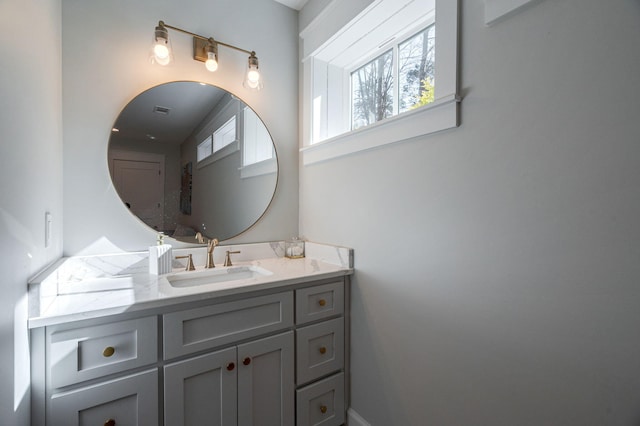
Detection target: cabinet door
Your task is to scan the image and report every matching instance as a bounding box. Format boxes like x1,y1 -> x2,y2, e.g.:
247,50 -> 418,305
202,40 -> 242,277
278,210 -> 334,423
164,347 -> 237,426
49,369 -> 158,426
237,331 -> 294,426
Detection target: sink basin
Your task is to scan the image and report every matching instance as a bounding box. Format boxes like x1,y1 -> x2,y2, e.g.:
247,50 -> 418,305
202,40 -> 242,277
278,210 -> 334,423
166,265 -> 272,288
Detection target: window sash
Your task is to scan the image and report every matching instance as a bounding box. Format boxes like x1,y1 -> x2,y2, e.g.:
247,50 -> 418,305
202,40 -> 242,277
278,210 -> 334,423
349,23 -> 436,131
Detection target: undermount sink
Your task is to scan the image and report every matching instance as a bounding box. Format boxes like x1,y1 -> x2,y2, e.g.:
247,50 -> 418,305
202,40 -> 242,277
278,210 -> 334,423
166,265 -> 272,288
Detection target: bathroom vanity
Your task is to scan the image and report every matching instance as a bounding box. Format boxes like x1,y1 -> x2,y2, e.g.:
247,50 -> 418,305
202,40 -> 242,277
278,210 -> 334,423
29,242 -> 353,426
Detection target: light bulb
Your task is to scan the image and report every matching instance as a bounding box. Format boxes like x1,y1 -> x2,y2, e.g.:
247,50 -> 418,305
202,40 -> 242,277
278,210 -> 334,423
243,53 -> 263,90
247,69 -> 260,84
205,51 -> 218,72
150,23 -> 172,66
154,43 -> 170,60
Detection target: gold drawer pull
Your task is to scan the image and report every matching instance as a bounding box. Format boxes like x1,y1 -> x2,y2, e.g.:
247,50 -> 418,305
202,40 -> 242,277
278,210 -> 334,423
320,405 -> 328,414
318,298 -> 327,307
319,346 -> 327,355
103,346 -> 115,357
104,419 -> 116,426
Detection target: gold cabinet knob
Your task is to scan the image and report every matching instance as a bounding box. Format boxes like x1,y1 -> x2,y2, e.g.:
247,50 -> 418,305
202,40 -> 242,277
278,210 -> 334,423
320,405 -> 328,414
318,298 -> 327,307
226,362 -> 235,371
103,346 -> 115,357
319,346 -> 327,355
104,419 -> 116,426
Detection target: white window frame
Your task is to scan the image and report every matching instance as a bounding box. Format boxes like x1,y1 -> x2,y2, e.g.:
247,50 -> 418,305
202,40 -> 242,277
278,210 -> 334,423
300,0 -> 460,165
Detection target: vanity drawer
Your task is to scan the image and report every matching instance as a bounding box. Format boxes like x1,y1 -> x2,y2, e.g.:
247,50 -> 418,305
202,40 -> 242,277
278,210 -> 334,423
48,316 -> 157,389
163,291 -> 294,359
296,317 -> 344,385
50,369 -> 158,426
296,281 -> 344,325
296,372 -> 345,426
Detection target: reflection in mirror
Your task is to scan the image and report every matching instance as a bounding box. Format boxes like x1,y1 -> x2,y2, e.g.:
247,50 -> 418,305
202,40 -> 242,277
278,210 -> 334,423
108,82 -> 277,242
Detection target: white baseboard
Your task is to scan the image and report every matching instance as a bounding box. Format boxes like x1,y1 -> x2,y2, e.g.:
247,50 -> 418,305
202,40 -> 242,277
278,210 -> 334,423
347,408 -> 371,426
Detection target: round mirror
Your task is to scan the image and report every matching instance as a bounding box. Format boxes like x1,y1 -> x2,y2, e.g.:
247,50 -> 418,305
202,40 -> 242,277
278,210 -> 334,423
108,81 -> 278,242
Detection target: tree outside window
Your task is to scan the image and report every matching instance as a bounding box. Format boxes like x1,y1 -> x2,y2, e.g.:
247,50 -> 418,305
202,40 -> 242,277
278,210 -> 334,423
350,24 -> 436,130
351,50 -> 394,130
399,24 -> 436,112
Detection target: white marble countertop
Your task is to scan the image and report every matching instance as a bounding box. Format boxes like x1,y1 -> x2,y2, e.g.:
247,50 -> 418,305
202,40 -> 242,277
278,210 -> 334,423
28,241 -> 353,328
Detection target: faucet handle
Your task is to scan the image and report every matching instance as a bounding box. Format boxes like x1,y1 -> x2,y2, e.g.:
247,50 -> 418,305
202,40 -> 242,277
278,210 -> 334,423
224,250 -> 241,267
176,254 -> 195,271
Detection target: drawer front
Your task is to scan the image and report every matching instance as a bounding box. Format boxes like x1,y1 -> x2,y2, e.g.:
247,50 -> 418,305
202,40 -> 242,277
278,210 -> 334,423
163,291 -> 294,359
296,372 -> 345,426
50,369 -> 158,426
48,316 -> 157,388
296,281 -> 344,325
296,318 -> 344,385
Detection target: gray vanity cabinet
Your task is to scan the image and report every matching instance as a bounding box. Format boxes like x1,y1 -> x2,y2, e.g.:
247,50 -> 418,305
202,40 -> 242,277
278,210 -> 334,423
32,277 -> 349,426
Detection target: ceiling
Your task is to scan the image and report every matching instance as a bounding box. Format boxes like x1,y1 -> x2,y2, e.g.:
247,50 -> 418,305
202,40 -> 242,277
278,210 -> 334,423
112,82 -> 226,145
272,0 -> 308,10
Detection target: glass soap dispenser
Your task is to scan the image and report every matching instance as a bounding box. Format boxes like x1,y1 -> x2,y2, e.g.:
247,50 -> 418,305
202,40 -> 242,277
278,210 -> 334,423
285,237 -> 305,259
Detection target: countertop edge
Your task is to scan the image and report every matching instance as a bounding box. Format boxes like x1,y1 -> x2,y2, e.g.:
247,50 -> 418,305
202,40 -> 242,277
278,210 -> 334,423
28,268 -> 353,329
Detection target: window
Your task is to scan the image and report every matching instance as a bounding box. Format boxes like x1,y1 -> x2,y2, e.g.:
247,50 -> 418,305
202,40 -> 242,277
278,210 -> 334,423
240,107 -> 277,178
243,107 -> 273,166
213,116 -> 237,153
351,49 -> 394,130
350,24 -> 436,130
196,135 -> 212,162
196,112 -> 239,168
398,25 -> 436,113
300,0 -> 459,165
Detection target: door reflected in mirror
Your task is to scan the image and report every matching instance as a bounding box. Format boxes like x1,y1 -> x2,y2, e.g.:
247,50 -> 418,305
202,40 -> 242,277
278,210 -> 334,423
108,81 -> 277,242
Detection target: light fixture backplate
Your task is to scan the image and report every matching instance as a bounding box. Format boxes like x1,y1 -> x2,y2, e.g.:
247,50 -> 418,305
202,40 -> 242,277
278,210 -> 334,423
192,37 -> 209,63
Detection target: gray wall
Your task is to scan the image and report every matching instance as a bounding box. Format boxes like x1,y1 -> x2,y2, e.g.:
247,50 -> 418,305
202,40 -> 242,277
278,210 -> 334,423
62,0 -> 298,254
0,0 -> 63,424
300,0 -> 640,424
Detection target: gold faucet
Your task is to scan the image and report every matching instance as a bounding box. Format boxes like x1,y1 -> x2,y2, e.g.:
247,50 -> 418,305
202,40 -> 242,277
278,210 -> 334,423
205,238 -> 219,269
175,254 -> 195,271
224,250 -> 241,267
195,233 -> 219,269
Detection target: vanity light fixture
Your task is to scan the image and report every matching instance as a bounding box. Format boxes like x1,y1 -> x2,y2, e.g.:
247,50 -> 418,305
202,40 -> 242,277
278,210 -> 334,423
150,21 -> 263,90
